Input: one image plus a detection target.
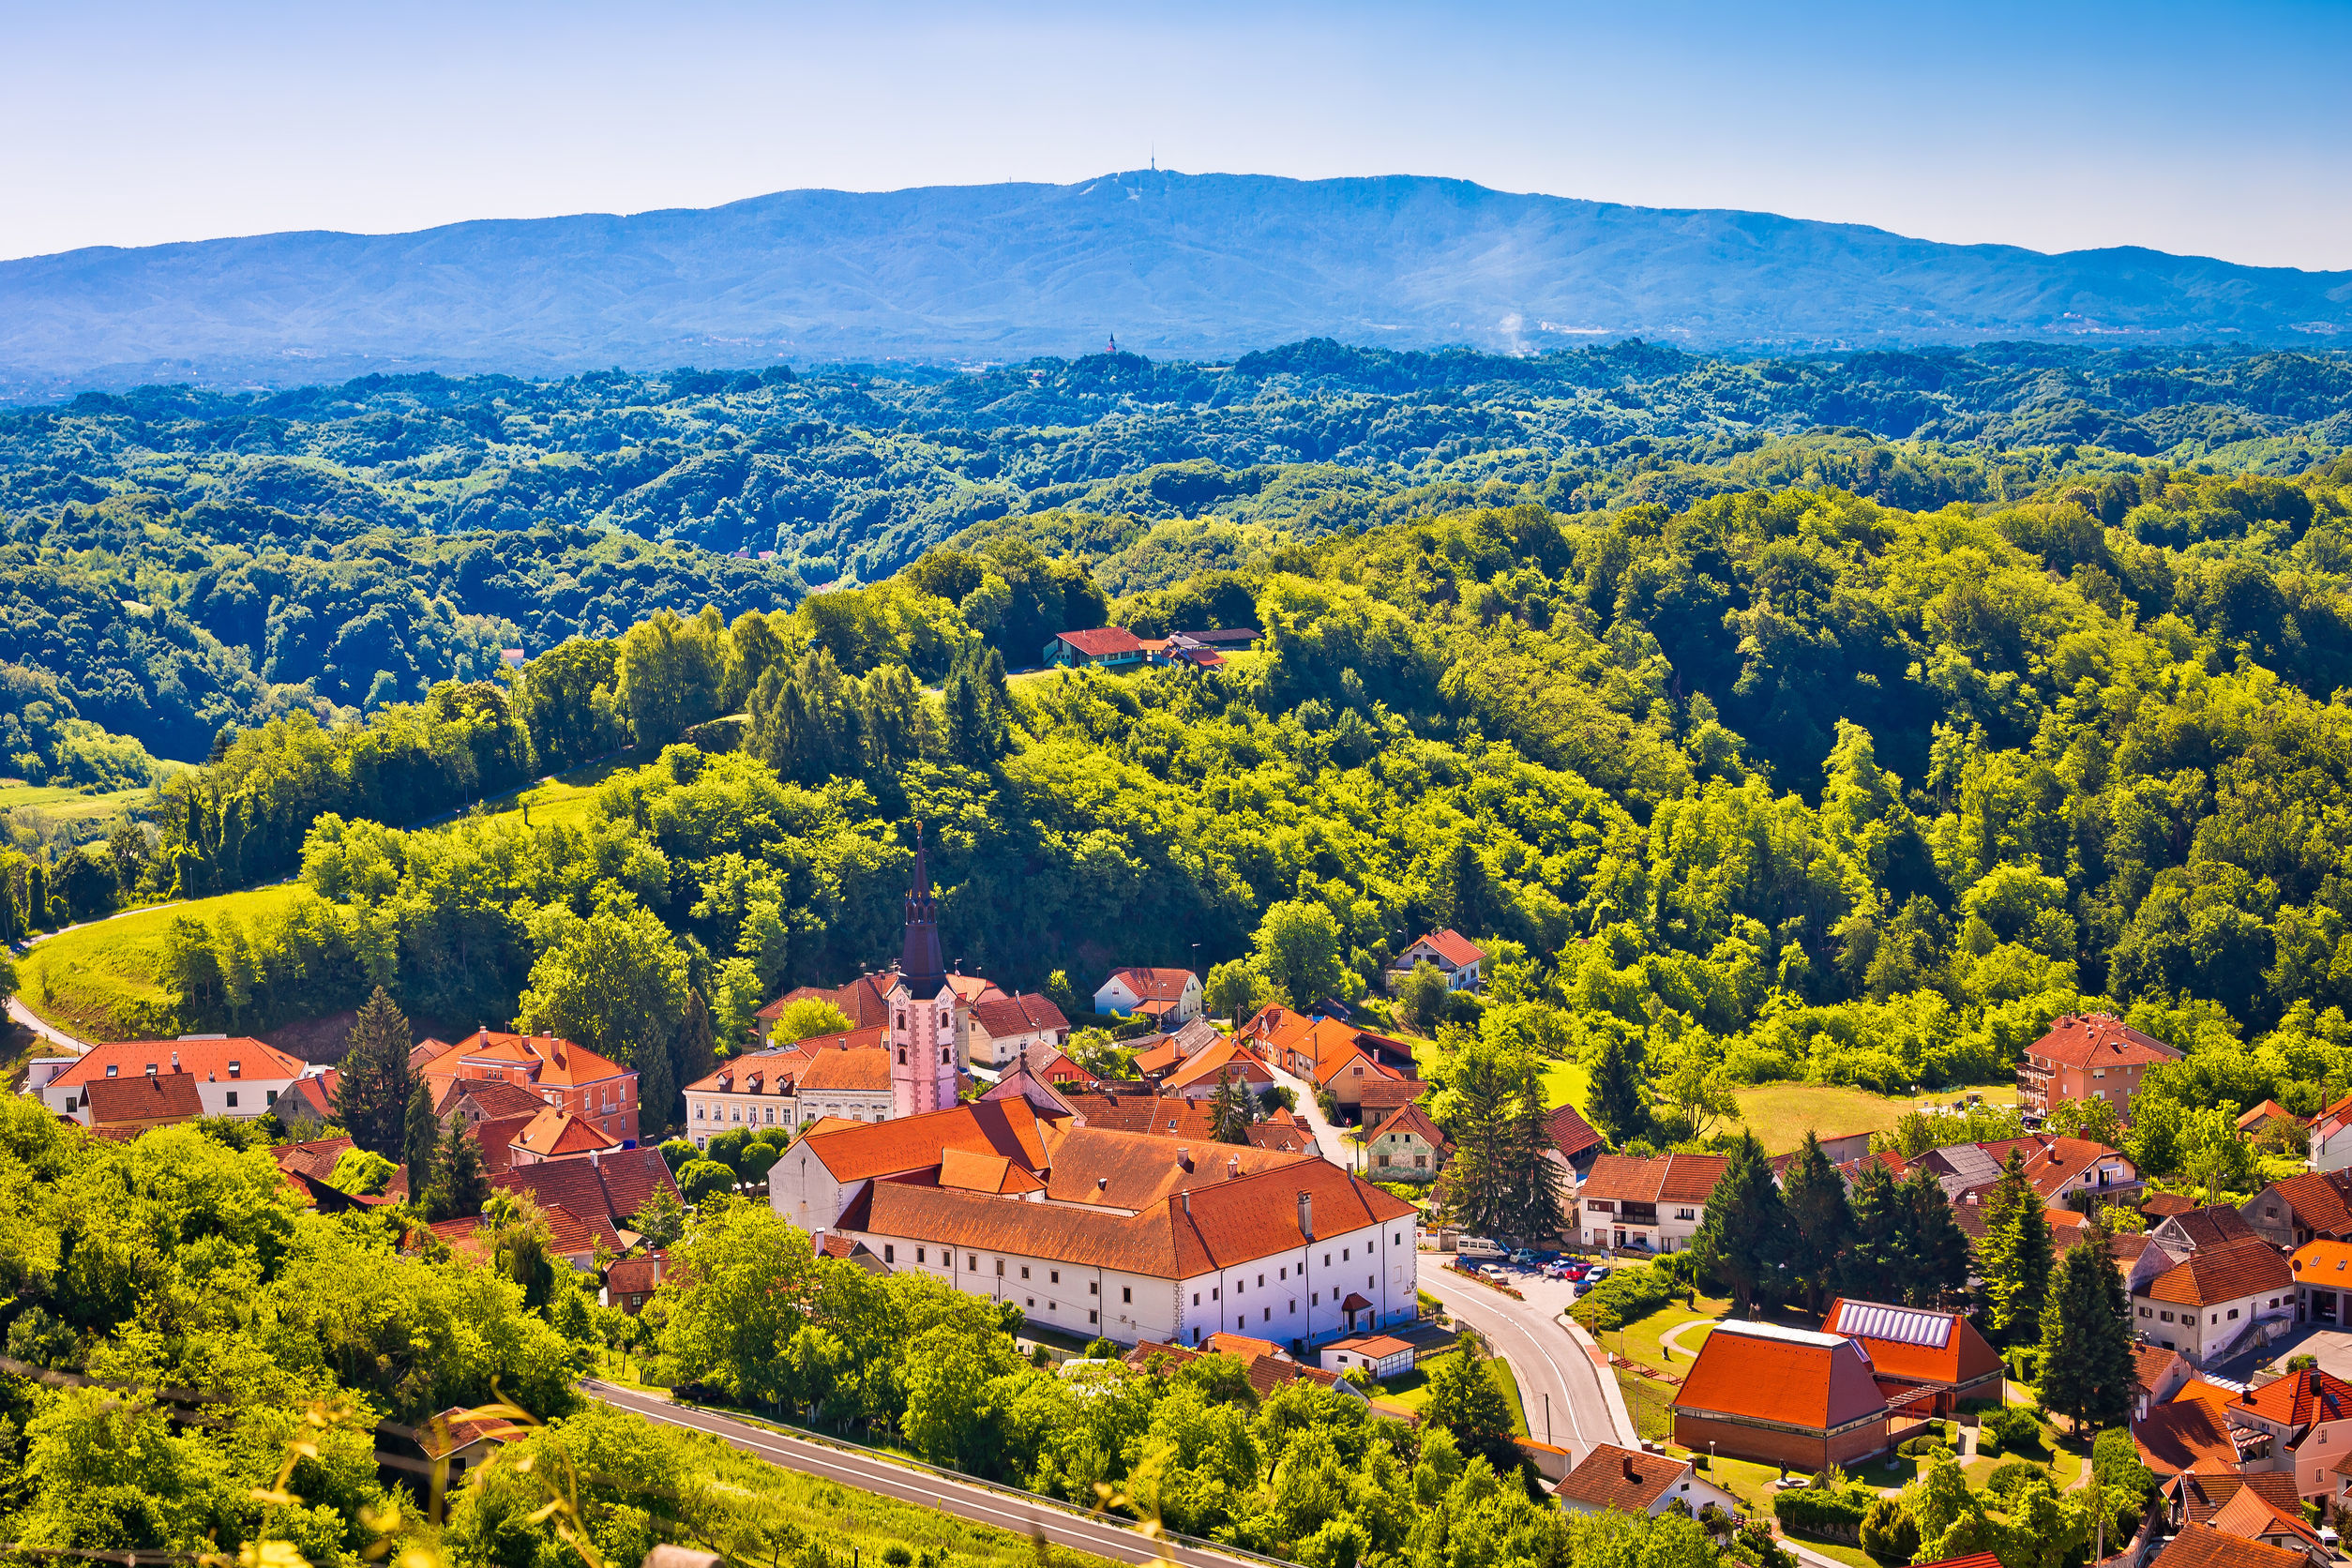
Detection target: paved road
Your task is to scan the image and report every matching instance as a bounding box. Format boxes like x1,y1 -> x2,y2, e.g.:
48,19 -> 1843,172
7,995 -> 85,1053
583,1380 -> 1262,1568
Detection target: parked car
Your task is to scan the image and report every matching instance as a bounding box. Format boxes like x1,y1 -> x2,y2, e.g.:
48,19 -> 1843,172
1569,1277 -> 1595,1297
1455,1236 -> 1506,1260
1509,1248 -> 1539,1265
1583,1263 -> 1612,1281
1560,1263 -> 1588,1281
1480,1264 -> 1510,1282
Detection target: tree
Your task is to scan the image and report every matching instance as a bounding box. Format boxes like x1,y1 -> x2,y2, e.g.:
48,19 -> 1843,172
402,1074 -> 439,1190
2042,1094 -> 2124,1149
1422,1346 -> 1515,1471
710,957 -> 766,1050
426,1114 -> 489,1221
1687,1131 -> 1793,1315
1838,1157 -> 1908,1302
1250,899 -> 1346,1007
678,1159 -> 736,1206
659,1195 -> 820,1405
326,1146 -> 397,1197
520,895 -> 689,1128
677,988 -> 719,1094
2039,1220 -> 2135,1435
1209,1075 -> 1256,1145
1979,1148 -> 2053,1345
1396,960 -> 1452,1033
1655,1039 -> 1739,1143
629,1185 -> 686,1249
1204,958 -> 1272,1023
1903,1164 -> 1975,1308
1436,1030 -> 1520,1239
1044,969 -> 1078,1015
332,985 -> 414,1158
1781,1132 -> 1852,1311
614,608 -> 723,743
1586,1032 -> 1650,1149
774,997 -> 853,1043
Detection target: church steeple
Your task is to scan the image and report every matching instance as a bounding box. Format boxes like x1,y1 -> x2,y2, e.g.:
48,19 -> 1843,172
899,822 -> 946,997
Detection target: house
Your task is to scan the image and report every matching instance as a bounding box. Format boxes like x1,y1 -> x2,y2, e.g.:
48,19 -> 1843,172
2242,1171 -> 2352,1250
2291,1238 -> 2352,1325
1543,1105 -> 1606,1182
2191,1485 -> 2328,1566
277,1071 -> 339,1124
1144,629 -> 1262,670
2312,1093 -> 2352,1175
1043,626 -> 1149,669
1387,930 -> 1485,993
82,1070 -> 205,1132
2239,1101 -> 2298,1139
41,1036 -> 313,1124
508,1107 -> 618,1167
1267,1018 -> 1418,1114
1362,1103 -> 1451,1182
436,1077 -> 550,1127
1094,968 -> 1203,1025
2222,1366 -> 2352,1500
425,1202 -> 605,1272
2133,1343 -> 2194,1419
2133,1239 -> 2298,1365
2161,1470 -> 2307,1535
2152,1204 -> 2264,1261
1958,1201 -> 2172,1295
1320,1334 -> 1416,1380
1249,1109 -> 1316,1155
774,1097 -> 1410,1349
757,965 -> 1001,1061
792,1045 -> 898,1126
1163,1038 -> 1275,1101
682,1039 -> 854,1145
1820,1298 -> 2004,1415
2146,1192 -> 2200,1219
1576,1153 -> 1727,1254
491,1144 -> 682,1239
967,993 -> 1072,1068
601,1253 -> 666,1314
415,1028 -> 640,1145
1124,1340 -> 1367,1405
2135,1396 -> 2249,1478
415,1407 -> 521,1486
1551,1444 -> 1741,1522
1670,1319 -> 1892,1470
1133,1017 -> 1224,1079
1904,1134 -> 2145,1212
2014,1012 -> 2183,1123
2154,1523 -> 2315,1568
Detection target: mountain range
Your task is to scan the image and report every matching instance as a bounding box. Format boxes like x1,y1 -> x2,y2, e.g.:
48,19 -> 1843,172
5,169 -> 2351,399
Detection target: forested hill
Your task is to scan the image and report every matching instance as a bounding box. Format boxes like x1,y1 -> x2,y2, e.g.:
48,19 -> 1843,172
7,171 -> 2352,394
1,339 -> 2348,773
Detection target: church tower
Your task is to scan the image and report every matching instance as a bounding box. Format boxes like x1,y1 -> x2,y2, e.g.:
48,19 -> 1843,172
888,825 -> 959,1119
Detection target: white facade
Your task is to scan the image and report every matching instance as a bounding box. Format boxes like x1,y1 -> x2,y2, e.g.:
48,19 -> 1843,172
45,1053 -> 311,1124
970,1017 -> 1067,1070
1578,1197 -> 1707,1254
1094,970 -> 1202,1023
890,979 -> 960,1120
2314,1109 -> 2352,1175
2133,1281 -> 2297,1364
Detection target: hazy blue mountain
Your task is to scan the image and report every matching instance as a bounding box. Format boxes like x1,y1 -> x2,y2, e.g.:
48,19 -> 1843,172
6,170 -> 2351,398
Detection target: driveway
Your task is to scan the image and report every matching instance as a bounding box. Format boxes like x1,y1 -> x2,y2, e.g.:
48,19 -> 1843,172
584,1380 -> 1265,1568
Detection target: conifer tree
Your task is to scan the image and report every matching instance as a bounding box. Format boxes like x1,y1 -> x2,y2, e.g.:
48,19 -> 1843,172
2039,1219 -> 2135,1434
639,1036 -> 678,1144
677,988 -> 719,1087
1506,1056 -> 1567,1244
1782,1130 -> 1853,1311
426,1115 -> 489,1221
1586,1033 -> 1648,1148
1440,1039 -> 1517,1238
1688,1131 -> 1793,1315
334,986 -> 414,1158
402,1074 -> 438,1190
1979,1148 -> 2053,1345
1903,1164 -> 1975,1308
1210,1074 -> 1255,1144
1839,1158 -> 1911,1302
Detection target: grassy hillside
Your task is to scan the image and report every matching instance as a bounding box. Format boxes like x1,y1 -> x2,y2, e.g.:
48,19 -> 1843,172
16,882 -> 313,1042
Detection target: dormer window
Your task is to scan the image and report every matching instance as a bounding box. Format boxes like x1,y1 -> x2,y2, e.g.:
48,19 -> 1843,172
145,1063 -> 158,1076
228,1061 -> 241,1078
106,1064 -> 120,1078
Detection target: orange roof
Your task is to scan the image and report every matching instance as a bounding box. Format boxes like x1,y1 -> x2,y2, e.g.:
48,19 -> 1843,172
2155,1205 -> 2260,1251
1545,1104 -> 1603,1161
1134,1037 -> 1186,1076
1821,1298 -> 2002,1388
1553,1444 -> 1690,1513
1036,1124 -> 1304,1210
272,1136 -> 354,1182
445,1028 -> 630,1089
2257,1172 -> 2352,1236
1105,968 -> 1198,1003
798,1100 -> 1055,1184
2135,1398 -> 2243,1475
2133,1342 -> 2189,1395
1125,1340 -> 1356,1403
1205,1332 -> 1283,1360
54,1036 -> 305,1089
1672,1321 -> 1889,1432
1165,1038 -> 1273,1092
1582,1152 -> 1729,1206
2205,1485 -> 2323,1551
796,1048 -> 894,1093
1366,1102 -> 1453,1157
2291,1238 -> 2352,1287
2026,1013 -> 2183,1071
83,1071 -> 204,1123
2230,1365 -> 2352,1428
2143,1239 -> 2293,1306
511,1107 -> 618,1159
935,1147 -> 1048,1196
1235,1003 -> 1316,1052
2172,1377 -> 2240,1416
2237,1100 -> 2295,1133
417,1408 -> 523,1460
2155,1524 -> 2312,1568
1287,1018 -> 1412,1088
2144,1192 -> 2199,1217
1406,929 -> 1485,969
1326,1334 -> 1416,1358
971,993 -> 1070,1036
1055,626 -> 1147,657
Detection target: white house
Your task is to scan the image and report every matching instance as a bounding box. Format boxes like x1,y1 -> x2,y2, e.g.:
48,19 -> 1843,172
2224,1365 -> 2352,1500
1552,1444 -> 1742,1521
1094,968 -> 1202,1025
2313,1093 -> 2352,1175
1320,1334 -> 1415,1380
966,993 -> 1072,1069
1576,1152 -> 1728,1254
1386,929 -> 1485,993
41,1036 -> 314,1124
2132,1238 -> 2297,1365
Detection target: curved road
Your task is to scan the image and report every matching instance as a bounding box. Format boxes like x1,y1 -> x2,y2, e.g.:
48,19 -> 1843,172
584,1380 -> 1263,1568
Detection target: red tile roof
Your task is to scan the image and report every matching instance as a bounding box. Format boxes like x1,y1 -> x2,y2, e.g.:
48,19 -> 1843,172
1672,1321 -> 1888,1433
83,1071 -> 204,1123
2257,1172 -> 2352,1237
1365,1101 -> 1453,1158
1581,1152 -> 1729,1206
2231,1365 -> 2352,1428
1053,626 -> 1146,657
1545,1104 -> 1604,1162
511,1108 -> 619,1159
2237,1101 -> 2296,1134
2135,1398 -> 2245,1476
795,1048 -> 894,1093
1821,1298 -> 2002,1389
437,1028 -> 631,1090
2144,1192 -> 2199,1217
1165,1038 -> 1274,1093
596,1147 -> 683,1224
437,1077 -> 553,1120
2157,1205 -> 2260,1251
279,1072 -> 338,1123
2026,1013 -> 2183,1071
272,1136 -> 354,1183
799,1100 -> 1055,1184
1124,1341 -> 1356,1403
2143,1238 -> 2293,1307
2204,1485 -> 2324,1552
54,1036 -> 304,1089
2154,1524 -> 2311,1568
604,1255 -> 665,1296
970,994 -> 1071,1036
1105,969 -> 1198,1003
1553,1444 -> 1690,1513
1408,929 -> 1485,968
469,1112 -> 537,1174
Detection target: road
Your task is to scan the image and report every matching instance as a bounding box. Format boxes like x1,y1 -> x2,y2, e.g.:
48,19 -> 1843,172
1270,1060 -> 1635,1461
583,1380 -> 1263,1568
7,995 -> 85,1053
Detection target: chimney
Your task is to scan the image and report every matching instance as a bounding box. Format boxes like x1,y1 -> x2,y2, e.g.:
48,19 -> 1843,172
1228,1157 -> 1241,1180
1179,1146 -> 1191,1171
1298,1191 -> 1315,1240
1182,1191 -> 1191,1214
1623,1455 -> 1639,1481
1096,1177 -> 1108,1192
171,1050 -> 180,1073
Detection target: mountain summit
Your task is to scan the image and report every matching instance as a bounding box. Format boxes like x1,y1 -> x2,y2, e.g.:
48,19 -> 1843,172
6,169 -> 2349,396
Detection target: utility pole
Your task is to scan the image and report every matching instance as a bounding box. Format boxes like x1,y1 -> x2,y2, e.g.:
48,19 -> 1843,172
1544,1392 -> 1552,1445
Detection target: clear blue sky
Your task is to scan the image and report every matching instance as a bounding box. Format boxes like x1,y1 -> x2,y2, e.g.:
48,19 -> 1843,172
3,0 -> 2346,268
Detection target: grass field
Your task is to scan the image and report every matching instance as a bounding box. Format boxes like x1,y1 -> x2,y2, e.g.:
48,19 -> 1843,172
0,780 -> 158,842
1377,1356 -> 1528,1436
16,882 -> 316,1041
1733,1080 -> 2021,1154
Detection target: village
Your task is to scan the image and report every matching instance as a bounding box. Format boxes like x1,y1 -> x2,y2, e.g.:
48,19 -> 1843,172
16,842 -> 2352,1568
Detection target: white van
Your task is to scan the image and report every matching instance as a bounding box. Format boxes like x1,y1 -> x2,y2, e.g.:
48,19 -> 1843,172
1455,1236 -> 1506,1260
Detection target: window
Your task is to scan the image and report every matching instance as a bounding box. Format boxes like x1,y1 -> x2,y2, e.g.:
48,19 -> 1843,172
996,1259 -> 1005,1277
917,1248 -> 927,1264
1279,1267 -> 1288,1280
227,1061 -> 241,1078
1193,1293 -> 1200,1305
1313,1292 -> 1319,1305
2228,1308 -> 2240,1320
2139,1306 -> 2151,1317
1213,1288 -> 1219,1300
1051,1271 -> 1061,1284
1257,1274 -> 1265,1287
2093,1068 -> 2107,1079
1021,1266 -> 1031,1280
695,1104 -> 704,1119
1263,1308 -> 1272,1322
1026,1298 -> 1034,1308
969,1255 -> 978,1271
1343,1248 -> 1349,1259
266,1090 -> 278,1106
1289,1301 -> 1296,1314
2161,1311 -> 2174,1322
226,1092 -> 239,1108
1415,1155 -> 1427,1168
1677,1208 -> 1696,1221
1123,1287 -> 1131,1303
1090,1310 -> 1098,1324
731,1107 -> 741,1122
884,1244 -> 895,1264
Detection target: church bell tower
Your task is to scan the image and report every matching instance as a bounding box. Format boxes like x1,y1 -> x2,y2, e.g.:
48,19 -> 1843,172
888,824 -> 959,1119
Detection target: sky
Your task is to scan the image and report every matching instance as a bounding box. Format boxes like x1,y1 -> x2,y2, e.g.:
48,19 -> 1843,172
3,0 -> 2347,270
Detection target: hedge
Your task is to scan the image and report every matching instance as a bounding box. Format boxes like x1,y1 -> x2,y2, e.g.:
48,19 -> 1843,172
1772,1488 -> 1872,1542
1570,1264 -> 1679,1334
